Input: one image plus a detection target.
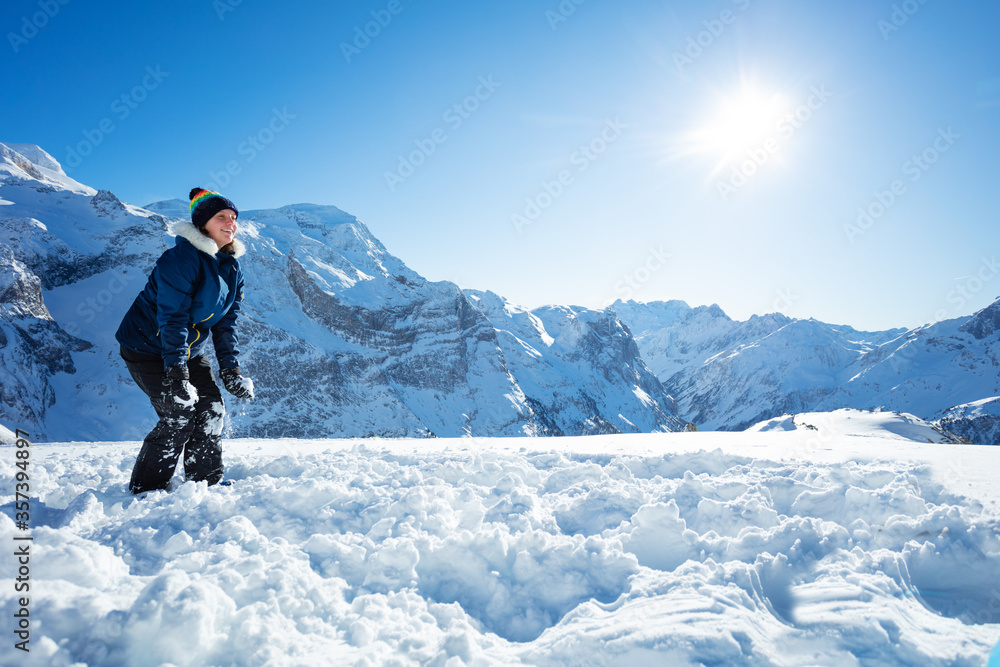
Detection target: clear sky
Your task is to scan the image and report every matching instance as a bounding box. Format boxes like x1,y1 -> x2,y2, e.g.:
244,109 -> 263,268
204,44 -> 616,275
4,0 -> 999,331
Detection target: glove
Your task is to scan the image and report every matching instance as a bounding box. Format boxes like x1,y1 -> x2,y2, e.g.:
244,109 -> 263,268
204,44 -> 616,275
163,364 -> 198,408
220,367 -> 254,399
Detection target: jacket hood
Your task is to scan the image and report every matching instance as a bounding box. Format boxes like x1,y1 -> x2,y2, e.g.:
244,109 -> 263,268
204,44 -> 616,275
168,219 -> 247,259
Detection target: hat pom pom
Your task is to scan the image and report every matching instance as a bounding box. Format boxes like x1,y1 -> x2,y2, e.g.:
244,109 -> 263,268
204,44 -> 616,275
189,187 -> 205,201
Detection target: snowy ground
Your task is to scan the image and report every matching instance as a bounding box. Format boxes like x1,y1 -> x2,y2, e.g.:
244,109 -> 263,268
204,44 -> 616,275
3,421 -> 1000,666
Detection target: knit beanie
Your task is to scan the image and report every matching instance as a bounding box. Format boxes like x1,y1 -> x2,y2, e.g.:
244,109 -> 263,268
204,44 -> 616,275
189,188 -> 239,228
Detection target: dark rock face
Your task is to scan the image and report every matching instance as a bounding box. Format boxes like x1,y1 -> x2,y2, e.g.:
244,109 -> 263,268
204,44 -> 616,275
959,298 -> 1000,340
937,398 -> 1000,446
0,247 -> 91,428
91,189 -> 128,219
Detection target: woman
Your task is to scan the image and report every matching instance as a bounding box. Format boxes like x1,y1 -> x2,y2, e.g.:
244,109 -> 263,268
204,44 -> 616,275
116,187 -> 254,494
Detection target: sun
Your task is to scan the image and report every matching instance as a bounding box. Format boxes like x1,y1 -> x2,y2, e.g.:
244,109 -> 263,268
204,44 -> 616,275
675,85 -> 789,177
705,90 -> 785,151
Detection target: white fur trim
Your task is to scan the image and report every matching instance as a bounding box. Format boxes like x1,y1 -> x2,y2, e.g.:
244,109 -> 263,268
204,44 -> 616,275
168,220 -> 246,258
230,237 -> 247,258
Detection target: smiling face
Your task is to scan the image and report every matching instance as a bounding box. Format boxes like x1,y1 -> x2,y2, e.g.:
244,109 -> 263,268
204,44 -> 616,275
202,209 -> 238,249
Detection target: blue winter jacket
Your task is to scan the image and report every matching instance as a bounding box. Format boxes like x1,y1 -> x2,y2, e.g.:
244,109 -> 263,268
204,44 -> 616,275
116,220 -> 246,370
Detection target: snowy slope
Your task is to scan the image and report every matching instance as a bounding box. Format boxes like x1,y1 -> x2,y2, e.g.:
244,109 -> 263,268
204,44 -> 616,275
748,408 -> 971,444
2,421 -> 999,666
0,142 -> 686,441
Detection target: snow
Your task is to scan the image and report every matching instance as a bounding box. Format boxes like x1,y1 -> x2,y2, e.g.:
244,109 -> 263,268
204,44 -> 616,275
235,376 -> 255,400
3,423 -> 1000,666
748,408 -> 969,443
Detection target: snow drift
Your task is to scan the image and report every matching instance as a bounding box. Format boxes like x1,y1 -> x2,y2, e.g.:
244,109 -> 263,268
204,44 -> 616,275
2,416 -> 1000,666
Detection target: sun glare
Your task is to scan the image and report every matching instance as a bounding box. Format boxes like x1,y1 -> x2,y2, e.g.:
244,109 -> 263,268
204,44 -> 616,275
674,85 -> 790,178
706,91 -> 785,152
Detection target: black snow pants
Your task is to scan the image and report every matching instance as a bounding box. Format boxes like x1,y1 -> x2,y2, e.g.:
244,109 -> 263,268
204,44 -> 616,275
120,346 -> 226,494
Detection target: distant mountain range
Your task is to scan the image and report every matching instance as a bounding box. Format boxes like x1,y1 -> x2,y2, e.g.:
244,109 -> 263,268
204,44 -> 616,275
1,142 -> 997,443
612,298 -> 999,443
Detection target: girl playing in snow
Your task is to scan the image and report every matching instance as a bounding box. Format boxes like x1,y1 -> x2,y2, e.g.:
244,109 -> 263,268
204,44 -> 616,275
116,188 -> 254,494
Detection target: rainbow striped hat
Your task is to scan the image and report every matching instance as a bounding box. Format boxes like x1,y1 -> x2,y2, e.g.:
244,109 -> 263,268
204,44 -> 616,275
189,187 -> 239,228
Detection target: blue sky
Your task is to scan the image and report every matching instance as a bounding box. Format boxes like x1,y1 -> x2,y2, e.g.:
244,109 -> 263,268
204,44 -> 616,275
4,0 -> 999,331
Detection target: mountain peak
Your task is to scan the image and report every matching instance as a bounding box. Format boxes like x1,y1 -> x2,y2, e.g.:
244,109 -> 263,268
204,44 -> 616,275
3,143 -> 64,174
699,303 -> 730,320
959,296 -> 1000,340
0,141 -> 95,195
91,189 -> 128,219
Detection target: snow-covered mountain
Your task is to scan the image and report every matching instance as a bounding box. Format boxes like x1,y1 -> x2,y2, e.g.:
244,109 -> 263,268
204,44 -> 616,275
614,298 -> 1000,444
465,291 -> 686,435
0,143 -> 686,441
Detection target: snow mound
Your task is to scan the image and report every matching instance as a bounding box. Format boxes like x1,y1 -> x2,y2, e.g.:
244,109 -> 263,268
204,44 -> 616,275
748,408 -> 970,444
1,433 -> 998,666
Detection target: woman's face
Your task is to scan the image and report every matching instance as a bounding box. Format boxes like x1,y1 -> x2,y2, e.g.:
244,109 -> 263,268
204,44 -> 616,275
202,209 -> 238,249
